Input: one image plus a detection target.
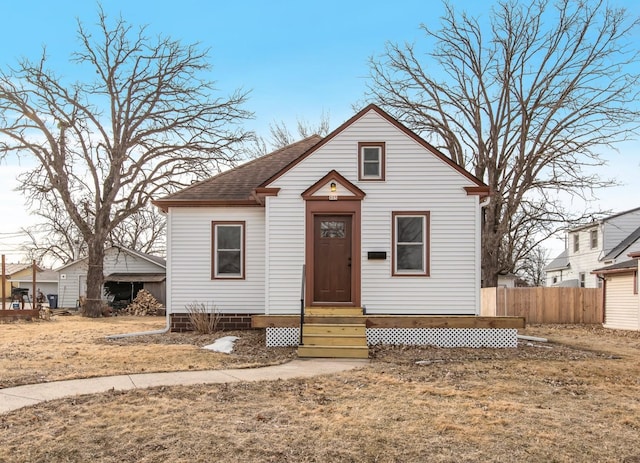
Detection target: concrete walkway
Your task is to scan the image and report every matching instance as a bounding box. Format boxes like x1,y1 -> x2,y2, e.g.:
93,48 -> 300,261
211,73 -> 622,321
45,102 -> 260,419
0,358 -> 368,415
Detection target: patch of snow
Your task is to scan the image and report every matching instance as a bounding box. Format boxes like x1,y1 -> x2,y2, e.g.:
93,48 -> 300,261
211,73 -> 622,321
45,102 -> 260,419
202,336 -> 239,354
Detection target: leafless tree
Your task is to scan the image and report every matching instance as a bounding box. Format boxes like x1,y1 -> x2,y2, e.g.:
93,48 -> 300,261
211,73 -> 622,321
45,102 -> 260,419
106,206 -> 166,256
365,0 -> 640,286
22,202 -> 165,267
20,203 -> 86,267
516,244 -> 549,287
0,9 -> 251,316
248,111 -> 331,158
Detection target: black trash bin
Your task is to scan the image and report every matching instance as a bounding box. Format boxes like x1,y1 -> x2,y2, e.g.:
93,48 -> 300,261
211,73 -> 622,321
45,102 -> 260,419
47,294 -> 58,309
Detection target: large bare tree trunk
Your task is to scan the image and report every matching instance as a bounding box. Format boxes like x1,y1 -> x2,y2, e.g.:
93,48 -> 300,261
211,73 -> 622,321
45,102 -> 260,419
84,240 -> 105,317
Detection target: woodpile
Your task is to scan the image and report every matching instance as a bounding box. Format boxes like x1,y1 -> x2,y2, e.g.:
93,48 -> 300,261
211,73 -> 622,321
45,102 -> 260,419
122,290 -> 163,316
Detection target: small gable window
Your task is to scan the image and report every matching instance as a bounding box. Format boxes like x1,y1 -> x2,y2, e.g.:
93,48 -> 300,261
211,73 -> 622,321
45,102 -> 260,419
358,142 -> 385,181
393,212 -> 430,276
212,221 -> 245,279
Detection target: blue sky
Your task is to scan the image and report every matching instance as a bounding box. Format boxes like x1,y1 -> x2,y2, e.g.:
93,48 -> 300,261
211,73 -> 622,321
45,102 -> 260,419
1,0 -> 639,262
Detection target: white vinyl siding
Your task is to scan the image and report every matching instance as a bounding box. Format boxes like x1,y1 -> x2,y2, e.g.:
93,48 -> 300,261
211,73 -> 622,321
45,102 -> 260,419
604,272 -> 640,331
167,207 -> 265,314
566,227 -> 602,288
266,109 -> 480,315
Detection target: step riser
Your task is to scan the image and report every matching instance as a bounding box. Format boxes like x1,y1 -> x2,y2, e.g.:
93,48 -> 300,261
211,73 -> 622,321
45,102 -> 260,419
302,335 -> 368,347
298,346 -> 369,359
303,326 -> 366,336
305,307 -> 363,316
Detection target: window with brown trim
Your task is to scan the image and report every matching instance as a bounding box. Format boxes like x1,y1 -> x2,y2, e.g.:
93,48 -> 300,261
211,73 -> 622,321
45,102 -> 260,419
634,271 -> 638,295
392,211 -> 430,276
212,221 -> 245,279
358,142 -> 385,181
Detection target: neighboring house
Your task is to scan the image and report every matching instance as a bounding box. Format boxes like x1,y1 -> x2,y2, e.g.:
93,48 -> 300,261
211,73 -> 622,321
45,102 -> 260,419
11,269 -> 59,304
56,246 -> 166,309
497,273 -> 518,288
545,207 -> 640,288
592,252 -> 640,331
154,105 -> 522,350
1,263 -> 35,298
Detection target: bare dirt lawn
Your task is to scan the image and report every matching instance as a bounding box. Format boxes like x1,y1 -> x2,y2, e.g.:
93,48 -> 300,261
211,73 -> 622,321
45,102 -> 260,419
1,316 -> 640,462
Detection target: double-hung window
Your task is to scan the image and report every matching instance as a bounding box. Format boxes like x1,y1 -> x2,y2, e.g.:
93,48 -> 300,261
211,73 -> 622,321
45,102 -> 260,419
358,142 -> 385,181
212,221 -> 245,279
393,212 -> 430,276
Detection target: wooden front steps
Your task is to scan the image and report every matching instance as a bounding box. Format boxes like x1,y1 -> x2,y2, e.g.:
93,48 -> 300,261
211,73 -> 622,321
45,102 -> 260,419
297,307 -> 369,359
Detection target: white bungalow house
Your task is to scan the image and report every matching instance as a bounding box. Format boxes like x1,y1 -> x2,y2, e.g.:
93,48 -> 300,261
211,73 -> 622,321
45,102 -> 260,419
56,246 -> 166,309
545,207 -> 640,288
154,105 -> 522,356
592,252 -> 640,331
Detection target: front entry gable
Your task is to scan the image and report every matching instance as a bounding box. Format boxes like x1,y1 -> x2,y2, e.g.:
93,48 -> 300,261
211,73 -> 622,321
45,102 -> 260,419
301,170 -> 366,201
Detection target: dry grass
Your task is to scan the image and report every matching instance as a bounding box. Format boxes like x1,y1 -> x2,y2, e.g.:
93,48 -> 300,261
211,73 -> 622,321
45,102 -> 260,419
1,317 -> 640,462
0,314 -> 295,388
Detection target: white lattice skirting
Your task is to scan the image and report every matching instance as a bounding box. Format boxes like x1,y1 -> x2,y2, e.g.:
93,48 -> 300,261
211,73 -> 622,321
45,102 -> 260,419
266,327 -> 518,348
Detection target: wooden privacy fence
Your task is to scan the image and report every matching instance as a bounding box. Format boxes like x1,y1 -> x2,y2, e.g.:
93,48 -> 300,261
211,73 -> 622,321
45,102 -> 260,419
481,287 -> 603,324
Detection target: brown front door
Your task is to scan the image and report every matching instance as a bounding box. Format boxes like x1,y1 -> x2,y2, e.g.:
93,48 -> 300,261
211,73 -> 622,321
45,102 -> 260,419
313,215 -> 352,303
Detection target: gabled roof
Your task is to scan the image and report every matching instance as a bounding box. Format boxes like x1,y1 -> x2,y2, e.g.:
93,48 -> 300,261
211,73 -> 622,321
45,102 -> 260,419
2,263 -> 41,276
544,249 -> 570,272
592,259 -> 637,275
259,104 -> 487,190
11,269 -> 58,283
153,104 -> 488,210
602,225 -> 640,261
55,246 -> 165,272
569,206 -> 640,232
153,135 -> 323,210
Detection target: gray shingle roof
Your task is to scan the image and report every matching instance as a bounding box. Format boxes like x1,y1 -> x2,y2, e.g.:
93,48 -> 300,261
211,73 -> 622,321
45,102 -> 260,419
602,225 -> 640,261
593,259 -> 637,274
545,249 -> 570,272
155,135 -> 322,204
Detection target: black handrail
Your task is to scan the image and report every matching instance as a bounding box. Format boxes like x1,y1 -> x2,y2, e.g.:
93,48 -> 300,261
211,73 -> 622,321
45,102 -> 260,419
299,264 -> 305,345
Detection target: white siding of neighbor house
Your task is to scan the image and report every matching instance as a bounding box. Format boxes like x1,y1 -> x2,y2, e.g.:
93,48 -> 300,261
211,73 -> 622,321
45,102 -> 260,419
264,109 -> 480,315
603,272 -> 640,331
567,226 -> 602,288
57,248 -> 165,308
167,207 -> 265,314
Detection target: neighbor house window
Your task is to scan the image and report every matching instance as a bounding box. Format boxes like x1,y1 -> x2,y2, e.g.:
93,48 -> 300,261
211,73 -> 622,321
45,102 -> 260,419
358,142 -> 385,181
212,221 -> 245,279
579,272 -> 585,288
392,211 -> 430,276
573,234 -> 580,252
590,229 -> 598,249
